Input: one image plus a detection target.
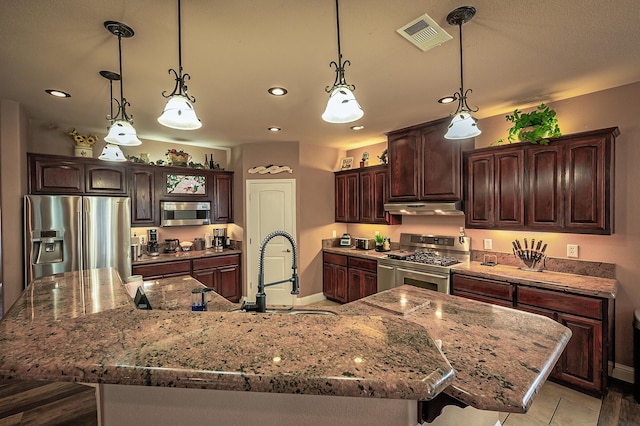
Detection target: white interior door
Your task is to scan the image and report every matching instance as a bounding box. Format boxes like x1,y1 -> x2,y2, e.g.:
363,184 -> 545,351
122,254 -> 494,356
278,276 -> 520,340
246,179 -> 296,306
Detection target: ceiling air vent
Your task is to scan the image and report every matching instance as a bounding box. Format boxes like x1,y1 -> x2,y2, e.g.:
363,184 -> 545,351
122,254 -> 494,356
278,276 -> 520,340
397,14 -> 452,52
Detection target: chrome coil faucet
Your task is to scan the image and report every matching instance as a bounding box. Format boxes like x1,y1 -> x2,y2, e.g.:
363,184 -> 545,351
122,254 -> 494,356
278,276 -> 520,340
241,230 -> 300,313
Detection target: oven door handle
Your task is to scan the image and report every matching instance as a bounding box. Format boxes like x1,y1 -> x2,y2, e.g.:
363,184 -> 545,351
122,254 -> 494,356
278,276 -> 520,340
396,268 -> 448,280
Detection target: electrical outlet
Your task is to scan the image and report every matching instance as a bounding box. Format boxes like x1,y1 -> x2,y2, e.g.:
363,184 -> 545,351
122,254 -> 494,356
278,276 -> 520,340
332,230 -> 337,238
567,244 -> 579,258
483,239 -> 493,250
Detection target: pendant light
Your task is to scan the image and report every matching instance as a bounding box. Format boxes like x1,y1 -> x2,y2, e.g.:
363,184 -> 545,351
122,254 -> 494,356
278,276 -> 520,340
98,70 -> 127,162
322,0 -> 363,124
158,0 -> 201,130
104,21 -> 142,146
441,6 -> 481,140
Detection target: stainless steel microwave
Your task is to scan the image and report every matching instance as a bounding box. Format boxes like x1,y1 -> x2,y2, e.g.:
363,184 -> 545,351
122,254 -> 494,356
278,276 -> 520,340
160,201 -> 211,226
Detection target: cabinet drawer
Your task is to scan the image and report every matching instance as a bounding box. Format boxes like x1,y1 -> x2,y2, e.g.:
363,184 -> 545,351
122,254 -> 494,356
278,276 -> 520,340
452,274 -> 513,301
323,252 -> 347,266
192,254 -> 239,271
454,290 -> 514,308
517,286 -> 603,319
133,260 -> 191,277
348,257 -> 377,272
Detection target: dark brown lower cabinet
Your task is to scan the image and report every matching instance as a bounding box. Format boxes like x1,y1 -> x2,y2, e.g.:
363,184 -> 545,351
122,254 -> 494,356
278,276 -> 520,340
132,255 -> 242,303
132,260 -> 192,281
347,257 -> 377,302
323,253 -> 377,303
192,255 -> 242,302
323,253 -> 348,303
451,273 -> 610,397
451,274 -> 513,308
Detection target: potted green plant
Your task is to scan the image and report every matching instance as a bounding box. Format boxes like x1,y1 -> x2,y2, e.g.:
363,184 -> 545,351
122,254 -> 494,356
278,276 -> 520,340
374,234 -> 385,252
506,103 -> 561,145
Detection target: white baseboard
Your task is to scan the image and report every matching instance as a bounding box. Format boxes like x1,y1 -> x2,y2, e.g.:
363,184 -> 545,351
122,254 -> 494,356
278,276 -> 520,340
295,292 -> 328,306
609,361 -> 634,383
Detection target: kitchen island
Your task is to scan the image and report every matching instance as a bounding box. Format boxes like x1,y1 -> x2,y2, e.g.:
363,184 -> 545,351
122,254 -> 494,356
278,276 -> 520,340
0,268 -> 570,425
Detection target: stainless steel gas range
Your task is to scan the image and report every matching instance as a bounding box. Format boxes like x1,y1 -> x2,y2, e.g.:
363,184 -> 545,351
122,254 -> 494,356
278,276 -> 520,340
377,233 -> 471,294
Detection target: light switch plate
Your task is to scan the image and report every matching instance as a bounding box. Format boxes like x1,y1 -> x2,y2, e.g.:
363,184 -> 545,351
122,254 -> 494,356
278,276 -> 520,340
567,244 -> 579,258
483,239 -> 493,250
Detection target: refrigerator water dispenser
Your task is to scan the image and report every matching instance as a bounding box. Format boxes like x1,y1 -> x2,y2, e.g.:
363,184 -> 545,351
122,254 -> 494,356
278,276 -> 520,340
31,230 -> 64,265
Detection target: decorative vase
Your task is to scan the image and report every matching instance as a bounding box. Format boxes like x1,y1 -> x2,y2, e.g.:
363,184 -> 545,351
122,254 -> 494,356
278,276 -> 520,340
74,146 -> 93,158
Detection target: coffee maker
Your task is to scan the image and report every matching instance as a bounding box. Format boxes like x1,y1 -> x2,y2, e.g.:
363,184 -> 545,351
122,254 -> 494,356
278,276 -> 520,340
213,228 -> 226,252
147,229 -> 159,256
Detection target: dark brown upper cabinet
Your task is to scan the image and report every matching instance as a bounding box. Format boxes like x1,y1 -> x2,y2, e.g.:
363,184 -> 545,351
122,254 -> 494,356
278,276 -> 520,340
387,117 -> 474,202
28,153 -> 235,226
85,163 -> 128,195
464,127 -> 618,234
212,171 -> 234,223
334,165 -> 400,225
29,153 -> 85,194
129,165 -> 156,226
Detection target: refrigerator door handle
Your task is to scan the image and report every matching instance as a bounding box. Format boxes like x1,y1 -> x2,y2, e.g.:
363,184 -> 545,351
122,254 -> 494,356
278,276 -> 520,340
78,198 -> 85,272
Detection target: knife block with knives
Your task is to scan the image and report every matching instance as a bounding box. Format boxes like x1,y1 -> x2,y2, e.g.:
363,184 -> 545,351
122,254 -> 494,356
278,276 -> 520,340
512,238 -> 547,272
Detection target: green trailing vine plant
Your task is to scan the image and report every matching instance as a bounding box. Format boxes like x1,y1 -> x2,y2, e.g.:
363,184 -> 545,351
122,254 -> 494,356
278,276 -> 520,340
505,103 -> 561,145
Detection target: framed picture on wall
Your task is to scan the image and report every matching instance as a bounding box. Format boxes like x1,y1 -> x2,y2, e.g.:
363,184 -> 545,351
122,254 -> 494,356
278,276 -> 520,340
339,157 -> 354,170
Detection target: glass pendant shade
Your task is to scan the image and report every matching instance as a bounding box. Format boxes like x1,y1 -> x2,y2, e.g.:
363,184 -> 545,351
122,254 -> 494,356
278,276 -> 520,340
98,144 -> 127,162
444,111 -> 482,140
104,120 -> 142,146
322,86 -> 364,124
157,95 -> 202,130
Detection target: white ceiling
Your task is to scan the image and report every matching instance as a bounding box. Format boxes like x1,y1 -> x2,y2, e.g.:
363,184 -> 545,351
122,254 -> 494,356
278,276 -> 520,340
1,0 -> 639,150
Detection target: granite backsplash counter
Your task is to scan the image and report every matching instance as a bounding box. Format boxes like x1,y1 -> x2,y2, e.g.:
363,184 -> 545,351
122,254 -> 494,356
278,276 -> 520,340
133,248 -> 242,266
452,261 -> 617,299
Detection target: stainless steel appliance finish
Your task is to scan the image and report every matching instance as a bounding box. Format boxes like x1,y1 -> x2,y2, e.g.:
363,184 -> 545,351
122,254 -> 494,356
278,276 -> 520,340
377,233 -> 471,294
160,201 -> 211,226
147,229 -> 159,256
213,228 -> 226,251
339,233 -> 351,247
354,237 -> 375,250
25,195 -> 131,286
383,201 -> 464,216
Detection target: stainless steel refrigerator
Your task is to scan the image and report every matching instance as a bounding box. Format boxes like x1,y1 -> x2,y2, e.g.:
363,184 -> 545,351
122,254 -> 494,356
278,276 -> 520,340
24,195 -> 131,286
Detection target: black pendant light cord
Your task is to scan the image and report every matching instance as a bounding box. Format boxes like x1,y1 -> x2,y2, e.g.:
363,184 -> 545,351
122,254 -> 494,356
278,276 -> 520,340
162,0 -> 196,103
447,7 -> 478,114
325,0 -> 355,92
457,22 -> 465,103
178,0 -> 183,72
103,21 -> 135,123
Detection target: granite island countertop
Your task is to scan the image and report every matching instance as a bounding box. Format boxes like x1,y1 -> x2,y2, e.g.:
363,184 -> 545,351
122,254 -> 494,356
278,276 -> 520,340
0,269 -> 453,402
0,268 -> 571,414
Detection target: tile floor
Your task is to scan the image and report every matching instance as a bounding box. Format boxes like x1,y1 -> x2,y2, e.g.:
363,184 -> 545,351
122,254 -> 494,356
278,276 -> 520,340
500,381 -> 602,425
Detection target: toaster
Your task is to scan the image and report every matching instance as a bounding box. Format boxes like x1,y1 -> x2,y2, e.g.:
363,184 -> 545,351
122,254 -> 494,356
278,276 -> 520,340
354,237 -> 375,250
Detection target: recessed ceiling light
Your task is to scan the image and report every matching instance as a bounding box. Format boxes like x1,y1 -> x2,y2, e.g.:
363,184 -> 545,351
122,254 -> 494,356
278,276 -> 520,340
351,125 -> 365,130
268,126 -> 282,132
45,89 -> 71,98
267,87 -> 288,96
438,95 -> 456,104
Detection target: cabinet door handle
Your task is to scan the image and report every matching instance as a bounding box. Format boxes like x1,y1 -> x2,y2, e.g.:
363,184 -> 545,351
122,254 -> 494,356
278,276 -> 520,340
284,249 -> 291,253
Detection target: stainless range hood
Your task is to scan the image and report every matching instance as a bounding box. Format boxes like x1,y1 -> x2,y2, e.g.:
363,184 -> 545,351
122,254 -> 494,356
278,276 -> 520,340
384,201 -> 464,216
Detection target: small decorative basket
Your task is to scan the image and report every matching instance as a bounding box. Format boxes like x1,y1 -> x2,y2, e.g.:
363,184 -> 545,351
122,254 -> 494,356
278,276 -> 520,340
168,151 -> 190,166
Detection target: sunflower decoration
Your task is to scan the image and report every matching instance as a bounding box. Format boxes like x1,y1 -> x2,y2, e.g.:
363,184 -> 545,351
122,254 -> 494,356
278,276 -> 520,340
67,128 -> 98,147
